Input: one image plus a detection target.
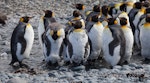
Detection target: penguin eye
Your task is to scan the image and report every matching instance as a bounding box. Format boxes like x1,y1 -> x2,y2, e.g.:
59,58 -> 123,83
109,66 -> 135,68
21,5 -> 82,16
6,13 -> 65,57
50,30 -> 54,35
57,29 -> 62,37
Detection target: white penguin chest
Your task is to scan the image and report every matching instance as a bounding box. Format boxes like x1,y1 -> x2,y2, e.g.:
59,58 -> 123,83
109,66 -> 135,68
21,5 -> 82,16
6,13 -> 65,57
69,31 -> 88,56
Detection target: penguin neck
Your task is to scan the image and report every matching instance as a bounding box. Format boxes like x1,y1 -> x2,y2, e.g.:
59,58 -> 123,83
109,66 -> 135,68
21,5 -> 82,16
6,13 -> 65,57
140,8 -> 145,14
74,28 -> 83,32
73,17 -> 81,21
96,21 -> 101,25
144,22 -> 150,28
121,25 -> 127,29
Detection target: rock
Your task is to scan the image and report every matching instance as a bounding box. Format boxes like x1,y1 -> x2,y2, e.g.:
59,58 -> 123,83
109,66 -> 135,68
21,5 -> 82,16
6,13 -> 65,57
7,77 -> 27,83
0,52 -> 8,59
48,73 -> 56,77
71,65 -> 85,71
128,63 -> 137,67
145,80 -> 150,83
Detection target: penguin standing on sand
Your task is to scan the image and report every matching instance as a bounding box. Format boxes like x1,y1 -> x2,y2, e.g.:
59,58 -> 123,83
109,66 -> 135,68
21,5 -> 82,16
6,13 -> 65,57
42,22 -> 65,65
119,17 -> 134,64
140,14 -> 150,63
102,18 -> 126,67
128,2 -> 143,34
86,15 -> 104,62
38,10 -> 56,59
65,20 -> 90,66
10,16 -> 34,67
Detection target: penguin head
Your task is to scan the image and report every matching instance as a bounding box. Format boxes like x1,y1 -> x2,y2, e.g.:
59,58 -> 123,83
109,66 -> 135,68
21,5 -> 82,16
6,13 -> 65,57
107,17 -> 118,25
140,0 -> 146,2
44,10 -> 54,18
19,16 -> 32,23
133,2 -> 142,9
75,4 -> 85,10
49,23 -> 65,40
72,20 -> 82,29
101,5 -> 109,16
73,10 -> 81,17
142,2 -> 150,8
91,15 -> 99,22
120,3 -> 127,12
108,6 -> 118,17
93,5 -> 100,12
119,17 -> 127,26
146,8 -> 150,14
146,14 -> 150,23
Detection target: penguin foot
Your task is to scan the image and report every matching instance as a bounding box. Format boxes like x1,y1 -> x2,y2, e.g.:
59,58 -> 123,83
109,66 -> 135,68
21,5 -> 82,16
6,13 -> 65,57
19,63 -> 29,68
142,58 -> 150,64
9,60 -> 16,66
109,66 -> 113,69
64,61 -> 71,66
122,61 -> 129,65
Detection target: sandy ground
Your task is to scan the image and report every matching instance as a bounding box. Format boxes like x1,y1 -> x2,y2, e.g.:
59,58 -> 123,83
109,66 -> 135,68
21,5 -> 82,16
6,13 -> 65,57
0,0 -> 149,82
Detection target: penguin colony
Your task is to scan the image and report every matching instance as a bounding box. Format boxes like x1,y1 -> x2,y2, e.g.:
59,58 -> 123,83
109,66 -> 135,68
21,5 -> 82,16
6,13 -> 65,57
10,0 -> 150,68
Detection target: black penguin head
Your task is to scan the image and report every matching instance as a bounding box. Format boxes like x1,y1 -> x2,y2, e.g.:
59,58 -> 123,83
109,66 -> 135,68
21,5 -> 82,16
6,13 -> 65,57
44,10 -> 54,18
72,20 -> 82,29
75,4 -> 85,10
140,0 -> 146,2
93,5 -> 100,12
146,14 -> 150,23
134,2 -> 142,9
146,8 -> 150,14
143,2 -> 150,8
73,10 -> 81,17
120,3 -> 127,12
107,18 -> 117,25
91,15 -> 99,22
19,16 -> 32,23
108,6 -> 117,17
101,5 -> 109,16
119,17 -> 127,26
51,30 -> 59,40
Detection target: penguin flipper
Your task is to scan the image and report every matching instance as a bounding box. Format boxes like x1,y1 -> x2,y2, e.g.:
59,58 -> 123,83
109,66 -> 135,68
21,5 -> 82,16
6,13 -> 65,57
84,42 -> 90,59
67,40 -> 73,58
109,35 -> 120,56
43,33 -> 51,57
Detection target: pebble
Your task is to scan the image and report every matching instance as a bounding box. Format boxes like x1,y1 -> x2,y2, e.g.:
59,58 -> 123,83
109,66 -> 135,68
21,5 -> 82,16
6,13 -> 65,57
128,63 -> 137,67
71,65 -> 85,71
48,73 -> 56,77
145,80 -> 150,83
7,77 -> 27,83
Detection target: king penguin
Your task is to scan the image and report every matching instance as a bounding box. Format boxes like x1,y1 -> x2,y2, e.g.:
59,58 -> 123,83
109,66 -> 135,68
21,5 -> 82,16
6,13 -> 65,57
128,2 -> 143,34
140,14 -> 150,63
10,16 -> 34,67
38,10 -> 56,60
102,18 -> 126,68
119,17 -> 134,64
42,22 -> 65,65
65,20 -> 90,66
86,15 -> 104,62
133,7 -> 146,50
